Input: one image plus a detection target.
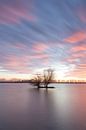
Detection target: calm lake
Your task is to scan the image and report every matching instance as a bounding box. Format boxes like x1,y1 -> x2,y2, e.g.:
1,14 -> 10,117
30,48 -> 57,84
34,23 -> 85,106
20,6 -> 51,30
0,83 -> 86,130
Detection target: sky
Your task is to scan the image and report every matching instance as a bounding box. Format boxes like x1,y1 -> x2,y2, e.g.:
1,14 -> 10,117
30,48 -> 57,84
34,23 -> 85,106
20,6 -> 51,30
0,0 -> 86,80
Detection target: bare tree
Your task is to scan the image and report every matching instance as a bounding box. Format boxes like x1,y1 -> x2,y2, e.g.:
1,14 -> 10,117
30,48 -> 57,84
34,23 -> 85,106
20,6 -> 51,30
31,74 -> 42,88
31,68 -> 55,89
43,68 -> 54,88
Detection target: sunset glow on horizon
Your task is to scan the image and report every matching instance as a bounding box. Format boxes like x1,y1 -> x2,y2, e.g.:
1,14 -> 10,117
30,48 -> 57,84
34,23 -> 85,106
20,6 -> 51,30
0,0 -> 86,80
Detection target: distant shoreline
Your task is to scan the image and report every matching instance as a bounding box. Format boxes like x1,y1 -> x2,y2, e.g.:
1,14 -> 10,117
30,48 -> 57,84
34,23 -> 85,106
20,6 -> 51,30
0,81 -> 86,84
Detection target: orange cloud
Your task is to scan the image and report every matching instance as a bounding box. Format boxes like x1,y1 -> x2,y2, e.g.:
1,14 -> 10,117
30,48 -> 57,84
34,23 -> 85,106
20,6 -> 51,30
64,32 -> 86,43
71,45 -> 86,52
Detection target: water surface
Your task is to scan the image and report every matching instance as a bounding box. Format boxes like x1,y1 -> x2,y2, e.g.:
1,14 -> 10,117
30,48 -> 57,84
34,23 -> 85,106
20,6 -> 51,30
0,83 -> 86,130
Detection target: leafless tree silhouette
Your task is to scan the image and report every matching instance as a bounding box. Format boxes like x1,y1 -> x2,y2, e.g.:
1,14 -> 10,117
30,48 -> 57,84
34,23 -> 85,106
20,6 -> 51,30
31,68 -> 54,89
31,74 -> 42,88
43,68 -> 54,88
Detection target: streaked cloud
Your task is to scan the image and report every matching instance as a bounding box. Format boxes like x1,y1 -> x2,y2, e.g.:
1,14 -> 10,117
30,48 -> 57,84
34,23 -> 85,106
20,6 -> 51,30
64,32 -> 86,43
0,0 -> 35,24
32,43 -> 48,53
67,64 -> 86,79
71,44 -> 86,52
0,0 -> 86,80
77,4 -> 86,23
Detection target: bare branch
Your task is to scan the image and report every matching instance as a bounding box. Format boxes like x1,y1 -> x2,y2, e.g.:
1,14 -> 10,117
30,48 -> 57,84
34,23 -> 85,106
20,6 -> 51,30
43,68 -> 54,88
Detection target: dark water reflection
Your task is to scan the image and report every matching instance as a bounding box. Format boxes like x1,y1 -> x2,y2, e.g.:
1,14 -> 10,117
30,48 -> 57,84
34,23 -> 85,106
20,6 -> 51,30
0,83 -> 86,130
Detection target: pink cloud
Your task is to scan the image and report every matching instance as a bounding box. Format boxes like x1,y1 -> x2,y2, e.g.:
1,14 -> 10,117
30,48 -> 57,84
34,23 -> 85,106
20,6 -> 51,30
71,45 -> 86,52
3,55 -> 31,73
64,32 -> 86,43
70,44 -> 86,59
11,43 -> 28,50
72,53 -> 86,58
0,0 -> 36,24
0,41 -> 50,74
32,43 -> 48,53
31,53 -> 49,59
1,50 -> 49,74
31,42 -> 49,60
63,56 -> 79,64
62,46 -> 86,64
33,43 -> 48,52
68,64 -> 86,79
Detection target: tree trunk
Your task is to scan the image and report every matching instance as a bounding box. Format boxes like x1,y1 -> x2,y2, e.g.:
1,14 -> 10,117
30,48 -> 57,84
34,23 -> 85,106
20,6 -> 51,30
45,84 -> 48,88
